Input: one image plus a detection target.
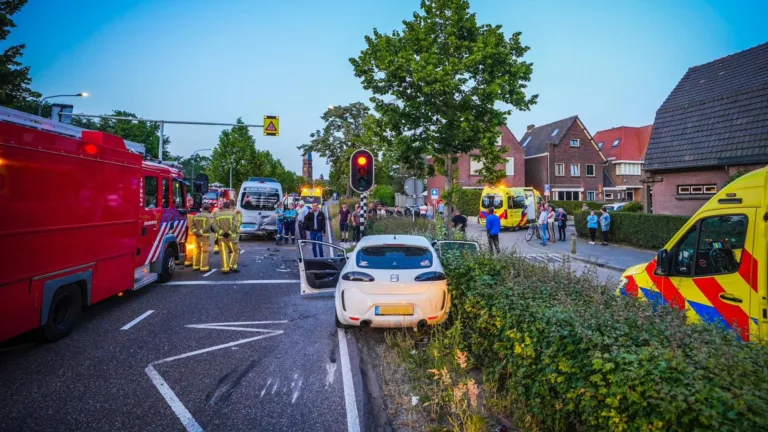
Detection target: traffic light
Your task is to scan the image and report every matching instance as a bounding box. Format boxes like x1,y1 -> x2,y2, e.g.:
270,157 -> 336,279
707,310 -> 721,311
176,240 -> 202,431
350,149 -> 375,193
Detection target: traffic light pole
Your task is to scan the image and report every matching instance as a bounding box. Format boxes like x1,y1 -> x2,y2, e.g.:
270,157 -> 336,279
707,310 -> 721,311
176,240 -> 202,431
360,193 -> 367,236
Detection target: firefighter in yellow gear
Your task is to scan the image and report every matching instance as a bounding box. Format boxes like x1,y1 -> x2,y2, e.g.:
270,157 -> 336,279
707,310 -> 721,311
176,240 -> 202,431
191,204 -> 213,271
212,201 -> 240,273
184,200 -> 196,267
211,198 -> 224,254
229,199 -> 242,271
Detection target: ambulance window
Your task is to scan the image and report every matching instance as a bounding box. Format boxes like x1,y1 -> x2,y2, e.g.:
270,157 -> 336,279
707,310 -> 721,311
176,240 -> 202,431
144,176 -> 158,209
510,196 -> 525,209
162,178 -> 170,208
673,227 -> 697,276
694,215 -> 747,276
173,180 -> 184,208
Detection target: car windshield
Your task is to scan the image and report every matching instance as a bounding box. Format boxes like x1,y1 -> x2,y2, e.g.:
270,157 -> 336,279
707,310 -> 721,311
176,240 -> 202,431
356,246 -> 433,270
481,195 -> 503,209
301,195 -> 321,204
241,190 -> 280,211
204,192 -> 218,200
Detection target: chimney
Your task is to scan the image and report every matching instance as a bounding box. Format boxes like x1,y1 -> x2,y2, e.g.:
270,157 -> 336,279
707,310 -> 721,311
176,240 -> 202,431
527,124 -> 535,132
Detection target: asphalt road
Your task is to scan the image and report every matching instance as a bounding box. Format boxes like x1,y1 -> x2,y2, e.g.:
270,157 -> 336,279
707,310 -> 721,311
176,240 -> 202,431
0,238 -> 367,432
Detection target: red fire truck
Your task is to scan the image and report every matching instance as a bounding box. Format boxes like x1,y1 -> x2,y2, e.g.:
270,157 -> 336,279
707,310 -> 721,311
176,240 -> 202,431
0,106 -> 189,342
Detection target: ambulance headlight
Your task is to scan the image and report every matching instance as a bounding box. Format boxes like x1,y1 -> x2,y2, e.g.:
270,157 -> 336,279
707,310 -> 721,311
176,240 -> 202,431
618,277 -> 628,290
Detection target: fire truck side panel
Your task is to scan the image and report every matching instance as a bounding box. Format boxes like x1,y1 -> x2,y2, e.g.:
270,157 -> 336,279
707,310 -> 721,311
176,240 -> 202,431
0,121 -> 142,340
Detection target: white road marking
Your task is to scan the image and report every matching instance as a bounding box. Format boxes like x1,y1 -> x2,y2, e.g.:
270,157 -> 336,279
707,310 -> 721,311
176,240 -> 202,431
271,378 -> 280,394
292,378 -> 303,404
260,379 -> 272,397
164,280 -> 299,286
145,321 -> 285,431
203,269 -> 217,277
338,329 -> 361,432
120,310 -> 155,330
326,362 -> 337,387
146,364 -> 203,432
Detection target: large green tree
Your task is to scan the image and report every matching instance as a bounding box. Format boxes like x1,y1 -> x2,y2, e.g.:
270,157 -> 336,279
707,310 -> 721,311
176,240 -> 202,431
350,0 -> 537,201
0,0 -> 39,109
208,118 -> 258,188
72,111 -> 171,159
178,153 -> 211,179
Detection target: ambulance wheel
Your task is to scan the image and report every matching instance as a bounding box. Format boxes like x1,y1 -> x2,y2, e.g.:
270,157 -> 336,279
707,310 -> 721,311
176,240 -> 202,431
41,285 -> 82,342
159,248 -> 176,283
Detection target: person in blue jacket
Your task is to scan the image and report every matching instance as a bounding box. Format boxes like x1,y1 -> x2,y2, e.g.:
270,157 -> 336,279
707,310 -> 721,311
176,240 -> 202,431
587,210 -> 599,244
485,207 -> 501,254
600,207 -> 611,246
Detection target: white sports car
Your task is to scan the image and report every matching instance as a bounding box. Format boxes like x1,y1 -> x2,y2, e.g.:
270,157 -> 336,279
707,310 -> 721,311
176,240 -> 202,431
298,235 -> 478,329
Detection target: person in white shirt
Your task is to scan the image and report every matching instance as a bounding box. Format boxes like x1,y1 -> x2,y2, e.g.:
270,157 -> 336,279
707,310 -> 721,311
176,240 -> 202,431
297,202 -> 310,240
419,203 -> 428,218
525,194 -> 536,223
538,206 -> 550,246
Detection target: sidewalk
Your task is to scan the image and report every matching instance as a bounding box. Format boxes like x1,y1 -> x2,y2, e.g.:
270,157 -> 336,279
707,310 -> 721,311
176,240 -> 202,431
466,219 -> 654,272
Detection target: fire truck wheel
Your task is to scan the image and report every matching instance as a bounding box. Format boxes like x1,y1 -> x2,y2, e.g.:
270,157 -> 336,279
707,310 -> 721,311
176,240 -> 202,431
42,285 -> 82,342
159,247 -> 176,283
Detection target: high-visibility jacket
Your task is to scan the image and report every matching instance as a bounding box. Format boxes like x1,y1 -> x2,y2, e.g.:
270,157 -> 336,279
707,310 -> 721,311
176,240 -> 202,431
192,211 -> 213,236
233,208 -> 243,233
213,210 -> 239,237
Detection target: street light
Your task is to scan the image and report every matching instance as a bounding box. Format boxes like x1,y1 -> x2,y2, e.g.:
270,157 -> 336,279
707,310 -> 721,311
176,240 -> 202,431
190,148 -> 212,180
38,93 -> 89,116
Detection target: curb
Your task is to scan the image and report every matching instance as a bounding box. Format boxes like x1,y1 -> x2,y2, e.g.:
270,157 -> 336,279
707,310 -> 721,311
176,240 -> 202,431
566,254 -> 626,272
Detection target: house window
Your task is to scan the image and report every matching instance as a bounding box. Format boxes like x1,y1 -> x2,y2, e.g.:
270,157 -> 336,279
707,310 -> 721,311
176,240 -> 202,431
556,190 -> 580,201
570,163 -> 580,176
598,142 -> 604,149
626,190 -> 634,201
586,164 -> 595,177
505,157 -> 514,175
470,159 -> 484,175
555,163 -> 565,176
497,134 -> 503,147
551,128 -> 559,137
522,136 -> 531,147
612,139 -> 620,147
678,184 -> 717,195
586,191 -> 596,201
605,192 -> 614,200
616,163 -> 642,176
570,139 -> 580,147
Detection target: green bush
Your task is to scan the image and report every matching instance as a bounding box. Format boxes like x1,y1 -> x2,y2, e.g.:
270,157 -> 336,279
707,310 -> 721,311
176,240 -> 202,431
367,215 -> 438,240
454,188 -> 482,217
575,211 -> 688,250
369,185 -> 395,206
620,201 -> 643,213
441,252 -> 768,432
550,200 -> 604,214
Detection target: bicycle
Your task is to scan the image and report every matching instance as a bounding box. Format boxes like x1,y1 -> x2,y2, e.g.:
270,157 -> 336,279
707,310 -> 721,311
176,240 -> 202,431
525,222 -> 542,242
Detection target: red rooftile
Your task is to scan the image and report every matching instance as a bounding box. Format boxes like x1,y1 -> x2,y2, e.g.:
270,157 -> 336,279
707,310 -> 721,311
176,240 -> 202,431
593,125 -> 652,161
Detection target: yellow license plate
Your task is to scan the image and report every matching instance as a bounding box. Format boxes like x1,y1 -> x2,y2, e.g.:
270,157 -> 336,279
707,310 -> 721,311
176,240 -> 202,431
375,305 -> 414,316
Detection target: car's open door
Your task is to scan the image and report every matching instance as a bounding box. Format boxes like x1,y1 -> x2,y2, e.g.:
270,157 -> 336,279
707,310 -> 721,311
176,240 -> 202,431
435,240 -> 480,258
298,240 -> 348,294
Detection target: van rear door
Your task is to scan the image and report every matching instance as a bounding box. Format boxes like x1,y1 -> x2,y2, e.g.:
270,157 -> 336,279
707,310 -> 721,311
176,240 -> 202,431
665,209 -> 757,341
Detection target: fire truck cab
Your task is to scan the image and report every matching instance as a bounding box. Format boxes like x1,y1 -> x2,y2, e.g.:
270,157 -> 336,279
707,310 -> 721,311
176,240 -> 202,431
0,106 -> 188,342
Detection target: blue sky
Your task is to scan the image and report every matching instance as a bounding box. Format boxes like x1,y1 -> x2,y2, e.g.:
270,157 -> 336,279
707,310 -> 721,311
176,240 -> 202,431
9,0 -> 767,177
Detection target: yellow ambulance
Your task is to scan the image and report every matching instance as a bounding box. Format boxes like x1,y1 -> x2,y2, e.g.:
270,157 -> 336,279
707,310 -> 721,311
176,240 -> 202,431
301,187 -> 323,205
620,166 -> 768,341
478,186 -> 542,230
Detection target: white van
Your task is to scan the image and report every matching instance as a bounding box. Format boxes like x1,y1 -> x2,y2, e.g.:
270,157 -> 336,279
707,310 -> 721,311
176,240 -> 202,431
237,177 -> 283,237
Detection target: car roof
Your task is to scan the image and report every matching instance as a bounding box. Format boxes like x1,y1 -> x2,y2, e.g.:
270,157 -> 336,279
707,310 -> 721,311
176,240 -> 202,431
356,235 -> 432,248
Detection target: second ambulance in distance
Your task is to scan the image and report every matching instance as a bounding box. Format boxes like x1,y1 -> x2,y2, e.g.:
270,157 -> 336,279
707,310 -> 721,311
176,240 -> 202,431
620,166 -> 768,342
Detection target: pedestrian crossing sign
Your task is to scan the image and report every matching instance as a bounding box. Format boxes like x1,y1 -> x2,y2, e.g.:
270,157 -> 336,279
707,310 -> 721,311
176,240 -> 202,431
264,115 -> 279,137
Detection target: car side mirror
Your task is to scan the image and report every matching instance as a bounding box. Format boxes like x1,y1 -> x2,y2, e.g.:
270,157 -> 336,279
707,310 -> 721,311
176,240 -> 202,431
336,253 -> 345,258
656,249 -> 670,275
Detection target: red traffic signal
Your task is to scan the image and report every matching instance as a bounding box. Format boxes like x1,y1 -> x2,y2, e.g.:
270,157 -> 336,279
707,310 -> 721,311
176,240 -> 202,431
350,149 -> 374,193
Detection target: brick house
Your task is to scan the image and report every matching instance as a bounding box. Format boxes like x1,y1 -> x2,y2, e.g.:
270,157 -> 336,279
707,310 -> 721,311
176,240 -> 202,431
643,42 -> 768,216
425,125 -> 525,202
593,125 -> 653,203
521,116 -> 606,202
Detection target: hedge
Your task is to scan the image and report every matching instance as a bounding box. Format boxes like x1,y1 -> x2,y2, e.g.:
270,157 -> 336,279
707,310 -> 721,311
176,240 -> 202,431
454,188 -> 482,217
369,185 -> 395,206
442,253 -> 768,431
550,200 -> 604,214
370,219 -> 768,431
574,211 -> 689,250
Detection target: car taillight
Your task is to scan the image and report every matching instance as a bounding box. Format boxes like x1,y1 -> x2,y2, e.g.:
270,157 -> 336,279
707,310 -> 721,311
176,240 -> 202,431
414,272 -> 446,282
341,272 -> 375,282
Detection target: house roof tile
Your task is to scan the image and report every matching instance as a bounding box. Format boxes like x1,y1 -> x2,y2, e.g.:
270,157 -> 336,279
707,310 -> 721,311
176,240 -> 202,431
593,125 -> 653,161
519,116 -> 579,156
645,42 -> 768,171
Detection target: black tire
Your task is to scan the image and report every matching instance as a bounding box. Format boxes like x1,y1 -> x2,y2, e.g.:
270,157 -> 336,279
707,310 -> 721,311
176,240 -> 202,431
41,285 -> 82,342
335,312 -> 349,329
525,225 -> 535,242
158,247 -> 176,283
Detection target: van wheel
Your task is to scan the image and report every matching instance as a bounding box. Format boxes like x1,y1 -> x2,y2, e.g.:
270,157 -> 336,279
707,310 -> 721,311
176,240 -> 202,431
159,248 -> 176,283
41,285 -> 82,342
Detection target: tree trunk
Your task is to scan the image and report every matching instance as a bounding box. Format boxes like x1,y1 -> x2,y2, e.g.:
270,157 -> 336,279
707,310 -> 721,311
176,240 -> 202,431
444,158 -> 453,240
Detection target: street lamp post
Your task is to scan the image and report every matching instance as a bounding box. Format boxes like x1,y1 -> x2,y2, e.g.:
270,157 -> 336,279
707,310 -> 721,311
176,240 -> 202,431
38,93 -> 88,116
